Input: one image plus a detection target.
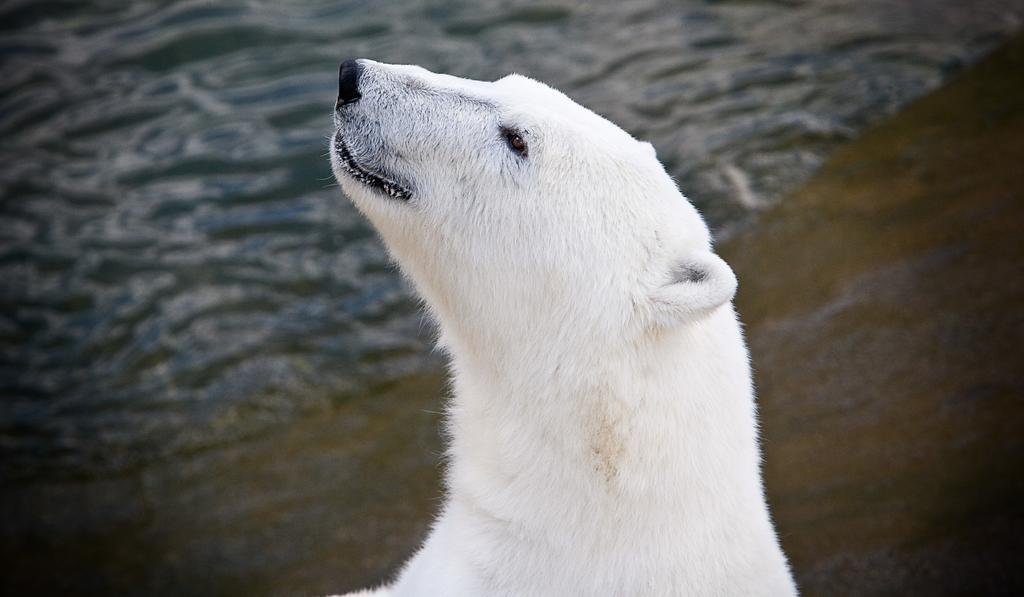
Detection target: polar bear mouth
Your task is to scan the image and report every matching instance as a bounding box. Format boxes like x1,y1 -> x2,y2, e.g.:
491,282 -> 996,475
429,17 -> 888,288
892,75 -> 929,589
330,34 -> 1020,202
333,133 -> 412,201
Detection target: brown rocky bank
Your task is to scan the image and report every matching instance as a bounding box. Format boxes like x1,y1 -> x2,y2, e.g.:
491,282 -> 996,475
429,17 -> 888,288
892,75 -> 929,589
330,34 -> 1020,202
721,33 -> 1024,596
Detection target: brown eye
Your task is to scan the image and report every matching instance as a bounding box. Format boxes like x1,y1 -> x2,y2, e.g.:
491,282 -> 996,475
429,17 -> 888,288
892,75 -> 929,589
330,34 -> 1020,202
502,128 -> 528,157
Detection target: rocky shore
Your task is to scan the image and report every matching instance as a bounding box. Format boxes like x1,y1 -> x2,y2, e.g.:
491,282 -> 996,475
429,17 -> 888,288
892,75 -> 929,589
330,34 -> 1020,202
723,33 -> 1024,596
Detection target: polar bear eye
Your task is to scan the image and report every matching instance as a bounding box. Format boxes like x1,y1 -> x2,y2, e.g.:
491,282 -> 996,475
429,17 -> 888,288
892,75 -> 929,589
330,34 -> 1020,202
501,127 -> 528,157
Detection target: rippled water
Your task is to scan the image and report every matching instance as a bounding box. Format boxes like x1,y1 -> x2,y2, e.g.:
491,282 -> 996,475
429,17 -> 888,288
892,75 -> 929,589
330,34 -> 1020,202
1,0 -> 1021,512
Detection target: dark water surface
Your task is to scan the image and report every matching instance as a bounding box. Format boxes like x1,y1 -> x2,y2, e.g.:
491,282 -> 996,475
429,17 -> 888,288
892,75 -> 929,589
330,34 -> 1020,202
1,1 -> 1022,594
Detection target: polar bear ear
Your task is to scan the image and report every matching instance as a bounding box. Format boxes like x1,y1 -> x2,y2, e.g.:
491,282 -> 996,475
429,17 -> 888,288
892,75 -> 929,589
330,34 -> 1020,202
646,251 -> 737,328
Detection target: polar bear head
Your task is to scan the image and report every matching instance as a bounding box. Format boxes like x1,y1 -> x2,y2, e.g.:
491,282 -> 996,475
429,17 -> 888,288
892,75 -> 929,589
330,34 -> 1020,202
329,59 -> 736,358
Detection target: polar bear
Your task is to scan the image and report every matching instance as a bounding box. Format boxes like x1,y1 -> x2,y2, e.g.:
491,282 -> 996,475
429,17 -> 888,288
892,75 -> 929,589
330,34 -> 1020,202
328,59 -> 797,597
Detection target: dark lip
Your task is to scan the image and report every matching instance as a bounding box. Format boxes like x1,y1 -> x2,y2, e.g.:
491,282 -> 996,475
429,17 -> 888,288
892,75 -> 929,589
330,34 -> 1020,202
333,132 -> 411,201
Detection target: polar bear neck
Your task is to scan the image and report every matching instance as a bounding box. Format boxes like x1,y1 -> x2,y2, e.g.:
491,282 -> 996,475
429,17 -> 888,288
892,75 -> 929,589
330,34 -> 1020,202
444,304 -> 761,486
431,306 -> 791,592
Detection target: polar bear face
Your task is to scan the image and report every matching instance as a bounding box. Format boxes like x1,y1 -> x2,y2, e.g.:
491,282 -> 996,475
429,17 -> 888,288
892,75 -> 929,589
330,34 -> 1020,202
329,60 -> 736,356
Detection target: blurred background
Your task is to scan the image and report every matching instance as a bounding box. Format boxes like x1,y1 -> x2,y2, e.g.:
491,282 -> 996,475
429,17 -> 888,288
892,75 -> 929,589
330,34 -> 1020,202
2,0 -> 1023,595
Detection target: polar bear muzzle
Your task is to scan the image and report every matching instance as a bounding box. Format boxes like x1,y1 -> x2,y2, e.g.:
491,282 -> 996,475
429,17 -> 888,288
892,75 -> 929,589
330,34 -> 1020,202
331,59 -> 413,202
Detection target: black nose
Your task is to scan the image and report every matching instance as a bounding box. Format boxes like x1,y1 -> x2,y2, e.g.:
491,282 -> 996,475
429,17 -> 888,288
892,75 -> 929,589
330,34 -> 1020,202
337,59 -> 362,108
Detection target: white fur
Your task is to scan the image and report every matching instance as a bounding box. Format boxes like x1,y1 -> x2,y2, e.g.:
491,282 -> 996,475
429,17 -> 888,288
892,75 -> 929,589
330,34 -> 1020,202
328,60 -> 797,597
